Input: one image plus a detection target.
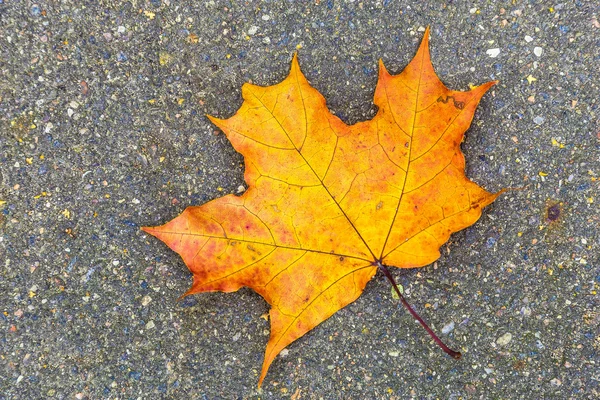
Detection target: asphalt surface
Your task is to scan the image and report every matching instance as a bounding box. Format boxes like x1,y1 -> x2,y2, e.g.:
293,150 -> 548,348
1,1 -> 599,399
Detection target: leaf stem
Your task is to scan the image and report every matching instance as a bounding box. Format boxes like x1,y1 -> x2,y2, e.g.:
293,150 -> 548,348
376,262 -> 461,360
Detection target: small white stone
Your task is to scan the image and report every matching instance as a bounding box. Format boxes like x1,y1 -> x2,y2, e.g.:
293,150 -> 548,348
67,108 -> 74,117
141,295 -> 152,306
69,101 -> 80,109
131,198 -> 140,204
496,332 -> 512,346
262,37 -> 271,45
247,26 -> 259,35
550,378 -> 562,386
261,15 -> 270,21
442,321 -> 455,334
486,48 -> 501,58
279,349 -> 289,357
533,46 -> 543,57
117,26 -> 126,33
45,122 -> 53,133
388,350 -> 400,357
525,35 -> 534,42
146,320 -> 155,329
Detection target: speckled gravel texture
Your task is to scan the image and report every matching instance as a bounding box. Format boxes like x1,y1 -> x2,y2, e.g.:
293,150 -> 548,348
1,1 -> 599,399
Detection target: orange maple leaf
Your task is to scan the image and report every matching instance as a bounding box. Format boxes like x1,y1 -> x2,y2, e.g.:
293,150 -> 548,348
142,28 -> 501,387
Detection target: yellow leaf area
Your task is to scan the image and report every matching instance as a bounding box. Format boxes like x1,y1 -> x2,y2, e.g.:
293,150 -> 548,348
142,28 -> 501,387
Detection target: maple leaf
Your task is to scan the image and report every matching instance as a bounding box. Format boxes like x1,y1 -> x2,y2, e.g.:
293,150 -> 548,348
142,28 -> 502,387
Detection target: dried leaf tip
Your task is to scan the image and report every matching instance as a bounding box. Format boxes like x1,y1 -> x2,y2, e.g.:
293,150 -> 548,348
378,59 -> 391,78
290,52 -> 301,73
423,25 -> 431,40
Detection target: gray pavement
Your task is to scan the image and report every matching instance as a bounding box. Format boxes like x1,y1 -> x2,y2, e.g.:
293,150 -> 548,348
1,1 -> 599,399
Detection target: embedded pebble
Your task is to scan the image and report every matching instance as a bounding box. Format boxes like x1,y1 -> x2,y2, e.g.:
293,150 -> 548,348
248,26 -> 259,35
496,332 -> 512,346
141,295 -> 152,306
486,48 -> 501,58
533,116 -> 545,125
441,321 -> 455,334
525,35 -> 534,42
31,4 -> 41,16
534,47 -> 543,57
